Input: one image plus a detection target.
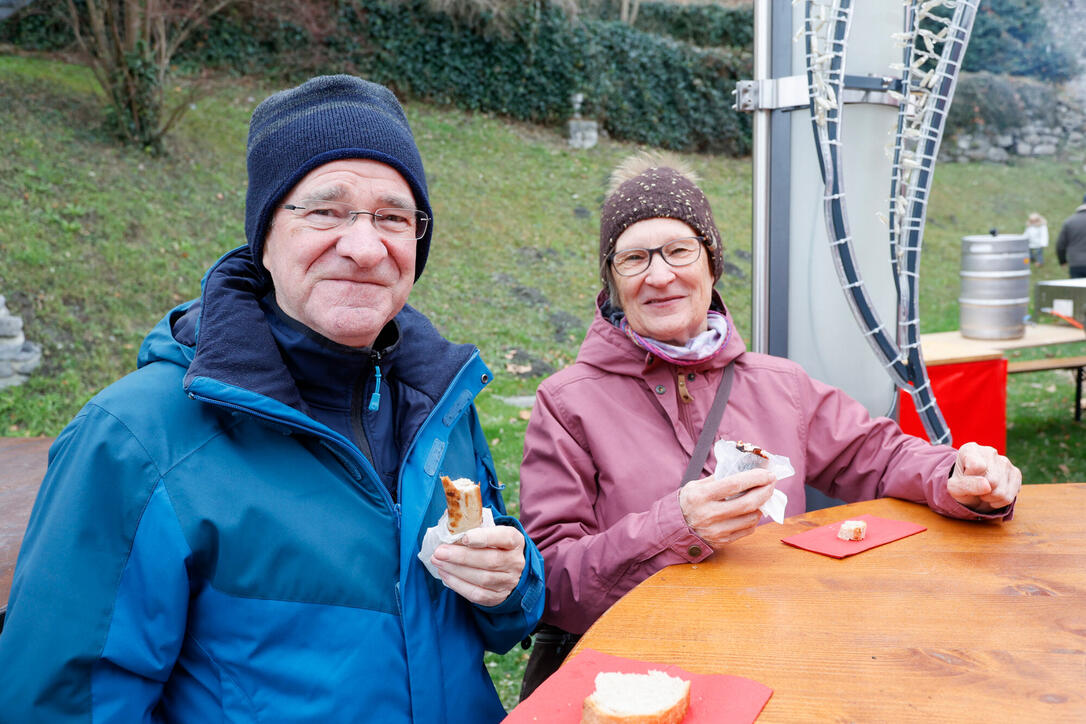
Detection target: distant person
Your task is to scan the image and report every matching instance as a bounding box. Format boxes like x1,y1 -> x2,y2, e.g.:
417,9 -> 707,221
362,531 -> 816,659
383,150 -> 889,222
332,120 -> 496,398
1024,212 -> 1048,266
0,75 -> 543,723
516,151 -> 1022,699
1056,193 -> 1086,278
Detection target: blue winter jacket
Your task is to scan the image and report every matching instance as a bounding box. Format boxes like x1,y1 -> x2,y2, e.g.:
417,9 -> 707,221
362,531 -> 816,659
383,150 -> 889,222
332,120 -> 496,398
0,248 -> 544,722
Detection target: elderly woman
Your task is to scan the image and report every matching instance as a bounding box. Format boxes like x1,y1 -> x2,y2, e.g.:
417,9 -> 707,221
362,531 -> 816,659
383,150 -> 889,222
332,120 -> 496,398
517,153 -> 1021,696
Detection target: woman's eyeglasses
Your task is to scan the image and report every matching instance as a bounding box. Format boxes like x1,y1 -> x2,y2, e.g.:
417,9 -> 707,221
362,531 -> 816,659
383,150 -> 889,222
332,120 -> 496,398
608,237 -> 708,277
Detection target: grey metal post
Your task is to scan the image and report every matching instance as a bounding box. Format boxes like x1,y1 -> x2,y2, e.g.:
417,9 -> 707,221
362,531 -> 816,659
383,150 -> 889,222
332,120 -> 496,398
750,0 -> 772,354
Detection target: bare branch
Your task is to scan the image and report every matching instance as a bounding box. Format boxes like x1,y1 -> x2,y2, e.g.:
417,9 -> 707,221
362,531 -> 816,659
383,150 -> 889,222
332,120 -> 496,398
158,75 -> 206,137
166,0 -> 235,60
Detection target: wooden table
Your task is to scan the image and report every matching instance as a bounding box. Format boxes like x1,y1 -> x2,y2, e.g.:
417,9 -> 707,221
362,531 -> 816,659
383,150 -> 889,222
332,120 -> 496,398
920,323 -> 1085,365
572,484 -> 1086,722
0,436 -> 51,614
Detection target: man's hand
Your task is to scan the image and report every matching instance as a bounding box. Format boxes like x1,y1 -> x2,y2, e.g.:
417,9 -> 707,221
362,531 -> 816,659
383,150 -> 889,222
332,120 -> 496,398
947,442 -> 1022,513
678,468 -> 776,550
430,525 -> 526,607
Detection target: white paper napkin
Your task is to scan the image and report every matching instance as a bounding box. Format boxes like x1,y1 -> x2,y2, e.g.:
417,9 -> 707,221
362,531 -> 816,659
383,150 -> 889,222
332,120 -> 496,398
712,439 -> 792,524
418,507 -> 496,582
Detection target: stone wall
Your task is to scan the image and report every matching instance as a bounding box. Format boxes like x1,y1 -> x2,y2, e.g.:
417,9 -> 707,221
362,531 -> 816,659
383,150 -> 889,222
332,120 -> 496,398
0,295 -> 41,389
941,82 -> 1086,164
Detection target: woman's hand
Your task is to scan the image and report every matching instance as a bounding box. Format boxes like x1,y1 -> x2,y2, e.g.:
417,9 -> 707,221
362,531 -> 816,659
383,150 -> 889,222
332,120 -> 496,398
430,526 -> 526,607
947,442 -> 1021,513
679,469 -> 776,550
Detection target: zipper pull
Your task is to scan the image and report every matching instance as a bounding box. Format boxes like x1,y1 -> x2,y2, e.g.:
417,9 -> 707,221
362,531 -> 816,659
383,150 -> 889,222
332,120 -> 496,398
367,362 -> 384,412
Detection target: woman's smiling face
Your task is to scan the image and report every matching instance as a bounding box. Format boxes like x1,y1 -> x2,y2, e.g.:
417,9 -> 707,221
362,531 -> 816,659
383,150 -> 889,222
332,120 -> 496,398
611,217 -> 713,345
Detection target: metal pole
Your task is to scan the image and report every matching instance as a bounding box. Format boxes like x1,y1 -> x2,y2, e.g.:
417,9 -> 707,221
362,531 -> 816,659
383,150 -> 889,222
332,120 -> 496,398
751,0 -> 771,354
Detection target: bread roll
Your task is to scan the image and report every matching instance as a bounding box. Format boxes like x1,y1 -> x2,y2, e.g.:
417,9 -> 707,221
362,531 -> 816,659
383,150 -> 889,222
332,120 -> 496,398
837,519 -> 867,541
581,670 -> 691,724
441,476 -> 483,535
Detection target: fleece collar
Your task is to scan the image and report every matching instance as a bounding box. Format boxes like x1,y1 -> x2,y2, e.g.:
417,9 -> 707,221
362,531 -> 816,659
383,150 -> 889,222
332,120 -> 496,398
261,294 -> 400,417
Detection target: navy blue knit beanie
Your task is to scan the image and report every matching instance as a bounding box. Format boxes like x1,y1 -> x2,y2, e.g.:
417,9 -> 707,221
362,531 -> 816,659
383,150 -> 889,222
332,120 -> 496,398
245,75 -> 432,279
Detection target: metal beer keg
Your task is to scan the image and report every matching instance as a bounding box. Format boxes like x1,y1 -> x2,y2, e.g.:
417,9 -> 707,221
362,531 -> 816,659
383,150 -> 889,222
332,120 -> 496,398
958,233 -> 1031,340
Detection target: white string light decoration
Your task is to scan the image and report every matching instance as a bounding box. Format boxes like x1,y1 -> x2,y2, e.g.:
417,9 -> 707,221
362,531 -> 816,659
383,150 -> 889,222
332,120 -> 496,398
800,0 -> 980,445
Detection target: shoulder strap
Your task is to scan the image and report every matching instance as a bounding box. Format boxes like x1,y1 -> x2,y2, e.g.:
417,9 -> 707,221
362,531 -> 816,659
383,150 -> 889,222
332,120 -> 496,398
681,363 -> 735,484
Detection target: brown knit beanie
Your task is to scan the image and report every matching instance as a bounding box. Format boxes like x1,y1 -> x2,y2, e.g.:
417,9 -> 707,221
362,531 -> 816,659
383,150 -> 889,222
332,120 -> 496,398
598,153 -> 723,303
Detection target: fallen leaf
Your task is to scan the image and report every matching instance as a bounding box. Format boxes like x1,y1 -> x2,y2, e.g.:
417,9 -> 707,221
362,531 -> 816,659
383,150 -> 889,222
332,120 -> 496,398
517,409 -> 531,421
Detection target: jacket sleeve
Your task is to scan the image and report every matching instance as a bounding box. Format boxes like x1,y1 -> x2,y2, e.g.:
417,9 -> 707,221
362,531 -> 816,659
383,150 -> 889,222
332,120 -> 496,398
458,405 -> 545,653
1056,222 -> 1069,264
518,383 -> 707,635
797,370 -> 1012,521
0,405 -> 191,722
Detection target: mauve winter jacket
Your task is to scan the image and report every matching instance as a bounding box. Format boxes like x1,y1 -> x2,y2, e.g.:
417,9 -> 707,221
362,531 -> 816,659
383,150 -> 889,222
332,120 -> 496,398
519,299 -> 1010,635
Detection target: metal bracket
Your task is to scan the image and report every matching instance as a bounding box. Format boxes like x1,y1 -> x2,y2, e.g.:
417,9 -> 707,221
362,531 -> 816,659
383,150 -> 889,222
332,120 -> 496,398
733,76 -> 807,112
733,74 -> 903,112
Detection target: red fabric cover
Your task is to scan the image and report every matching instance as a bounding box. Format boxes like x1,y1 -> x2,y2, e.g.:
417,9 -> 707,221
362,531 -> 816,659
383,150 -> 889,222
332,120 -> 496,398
898,359 -> 1007,454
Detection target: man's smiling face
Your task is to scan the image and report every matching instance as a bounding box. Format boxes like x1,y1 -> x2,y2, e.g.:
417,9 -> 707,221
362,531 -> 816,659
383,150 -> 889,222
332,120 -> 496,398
262,159 -> 418,347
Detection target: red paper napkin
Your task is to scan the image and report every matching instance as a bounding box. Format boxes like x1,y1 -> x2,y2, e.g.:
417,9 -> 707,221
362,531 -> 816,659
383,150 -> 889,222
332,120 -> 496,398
504,648 -> 772,723
780,514 -> 926,558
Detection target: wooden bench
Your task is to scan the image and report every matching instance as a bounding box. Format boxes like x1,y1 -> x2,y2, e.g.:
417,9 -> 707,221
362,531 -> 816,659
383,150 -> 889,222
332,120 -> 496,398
1006,355 -> 1086,421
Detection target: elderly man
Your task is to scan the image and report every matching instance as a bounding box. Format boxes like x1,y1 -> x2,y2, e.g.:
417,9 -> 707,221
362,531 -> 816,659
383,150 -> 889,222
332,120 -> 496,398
0,75 -> 543,722
1056,193 -> 1086,278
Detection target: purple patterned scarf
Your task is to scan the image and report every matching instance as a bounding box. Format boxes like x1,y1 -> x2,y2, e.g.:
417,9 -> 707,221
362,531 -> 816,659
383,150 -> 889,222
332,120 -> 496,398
620,311 -> 731,366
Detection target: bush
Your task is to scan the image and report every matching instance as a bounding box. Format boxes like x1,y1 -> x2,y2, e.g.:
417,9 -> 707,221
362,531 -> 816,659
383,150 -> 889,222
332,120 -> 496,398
175,10 -> 313,77
179,0 -> 753,154
5,0 -> 1077,84
0,1 -> 72,49
580,20 -> 750,154
631,1 -> 753,49
946,72 -> 1060,137
964,0 -> 1079,81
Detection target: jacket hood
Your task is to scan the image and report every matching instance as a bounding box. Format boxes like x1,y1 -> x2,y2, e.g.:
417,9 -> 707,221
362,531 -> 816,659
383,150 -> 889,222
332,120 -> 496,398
578,289 -> 747,377
138,246 -> 476,417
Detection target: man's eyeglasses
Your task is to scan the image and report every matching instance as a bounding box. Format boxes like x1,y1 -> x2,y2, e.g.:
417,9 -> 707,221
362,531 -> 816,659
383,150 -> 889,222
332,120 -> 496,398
607,236 -> 708,277
280,200 -> 430,240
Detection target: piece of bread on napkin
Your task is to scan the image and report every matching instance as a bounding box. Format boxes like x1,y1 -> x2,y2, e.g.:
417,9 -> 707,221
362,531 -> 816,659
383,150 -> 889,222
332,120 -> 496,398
837,519 -> 867,541
581,670 -> 690,724
441,475 -> 483,535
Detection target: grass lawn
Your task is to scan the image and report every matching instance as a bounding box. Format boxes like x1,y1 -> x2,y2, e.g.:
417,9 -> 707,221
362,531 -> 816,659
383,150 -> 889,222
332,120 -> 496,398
1,54 -> 1084,711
